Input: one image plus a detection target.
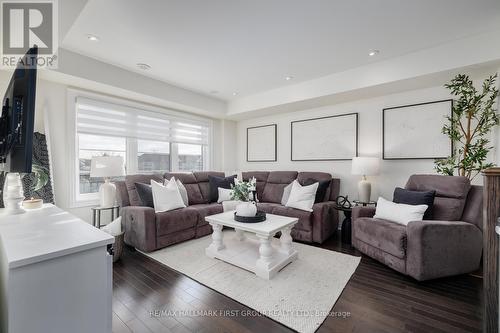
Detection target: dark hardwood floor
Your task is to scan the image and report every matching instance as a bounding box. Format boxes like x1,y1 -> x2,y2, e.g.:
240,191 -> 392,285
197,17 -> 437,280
112,231 -> 482,333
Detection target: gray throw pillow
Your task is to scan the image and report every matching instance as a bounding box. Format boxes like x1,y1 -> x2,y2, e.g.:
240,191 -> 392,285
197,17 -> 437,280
281,182 -> 293,206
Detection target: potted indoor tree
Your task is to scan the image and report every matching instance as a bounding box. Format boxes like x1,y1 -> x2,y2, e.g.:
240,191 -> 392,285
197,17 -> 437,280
435,73 -> 499,180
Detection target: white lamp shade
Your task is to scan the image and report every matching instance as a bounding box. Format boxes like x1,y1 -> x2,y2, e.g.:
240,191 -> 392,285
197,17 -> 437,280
90,156 -> 125,178
351,157 -> 380,176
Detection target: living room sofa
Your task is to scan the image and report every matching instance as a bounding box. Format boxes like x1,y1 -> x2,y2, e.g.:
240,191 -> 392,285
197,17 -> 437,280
116,171 -> 340,252
352,174 -> 483,281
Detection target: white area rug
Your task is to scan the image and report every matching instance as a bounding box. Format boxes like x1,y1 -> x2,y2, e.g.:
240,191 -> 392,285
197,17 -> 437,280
143,231 -> 360,333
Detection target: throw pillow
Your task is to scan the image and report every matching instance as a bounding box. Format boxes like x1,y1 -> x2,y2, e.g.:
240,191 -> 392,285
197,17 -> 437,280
302,178 -> 331,203
393,187 -> 435,220
373,197 -> 428,226
151,179 -> 186,213
164,177 -> 189,206
217,187 -> 233,203
285,180 -> 319,212
135,182 -> 154,208
101,216 -> 122,236
208,175 -> 236,202
281,182 -> 293,205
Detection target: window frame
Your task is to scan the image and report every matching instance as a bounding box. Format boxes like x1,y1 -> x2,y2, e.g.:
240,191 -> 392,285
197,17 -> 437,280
67,89 -> 213,208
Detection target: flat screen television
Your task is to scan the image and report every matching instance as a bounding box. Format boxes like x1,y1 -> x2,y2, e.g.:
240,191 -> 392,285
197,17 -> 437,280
0,46 -> 38,173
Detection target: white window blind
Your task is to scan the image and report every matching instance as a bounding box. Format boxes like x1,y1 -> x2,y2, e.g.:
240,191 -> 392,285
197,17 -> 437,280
76,97 -> 210,145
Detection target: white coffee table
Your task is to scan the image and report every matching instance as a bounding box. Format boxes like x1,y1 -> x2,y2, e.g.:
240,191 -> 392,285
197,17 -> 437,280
205,211 -> 299,279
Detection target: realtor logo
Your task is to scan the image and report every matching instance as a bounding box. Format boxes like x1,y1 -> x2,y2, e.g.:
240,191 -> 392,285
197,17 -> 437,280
1,0 -> 58,68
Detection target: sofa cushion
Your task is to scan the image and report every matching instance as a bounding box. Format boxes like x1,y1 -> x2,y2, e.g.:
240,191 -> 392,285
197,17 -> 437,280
156,208 -> 198,236
165,173 -> 205,205
194,171 -> 225,202
135,182 -> 154,207
405,175 -> 471,221
208,175 -> 237,203
393,187 -> 435,219
302,178 -> 331,203
256,202 -> 281,214
186,203 -> 224,226
272,205 -> 313,232
261,171 -> 298,203
125,174 -> 163,206
297,172 -> 332,201
242,171 -> 269,201
353,217 -> 407,259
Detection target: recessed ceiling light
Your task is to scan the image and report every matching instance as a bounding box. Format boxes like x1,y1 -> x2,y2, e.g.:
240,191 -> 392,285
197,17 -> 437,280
136,63 -> 151,70
368,49 -> 380,57
232,92 -> 238,96
285,76 -> 294,81
87,34 -> 100,42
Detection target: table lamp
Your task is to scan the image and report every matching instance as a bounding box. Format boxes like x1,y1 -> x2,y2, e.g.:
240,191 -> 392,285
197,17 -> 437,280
351,157 -> 380,203
90,156 -> 125,208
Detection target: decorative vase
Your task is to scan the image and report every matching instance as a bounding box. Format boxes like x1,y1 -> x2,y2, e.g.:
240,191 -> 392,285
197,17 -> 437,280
235,201 -> 257,217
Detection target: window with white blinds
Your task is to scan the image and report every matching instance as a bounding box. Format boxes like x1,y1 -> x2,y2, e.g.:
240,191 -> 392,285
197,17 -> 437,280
76,97 -> 210,145
70,93 -> 211,205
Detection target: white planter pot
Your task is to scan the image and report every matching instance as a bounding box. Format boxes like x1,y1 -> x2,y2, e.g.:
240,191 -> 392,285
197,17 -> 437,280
235,202 -> 257,217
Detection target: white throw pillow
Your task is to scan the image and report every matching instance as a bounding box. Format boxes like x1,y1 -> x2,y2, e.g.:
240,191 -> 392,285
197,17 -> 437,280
217,187 -> 233,203
285,180 -> 319,212
281,182 -> 293,206
373,197 -> 428,226
101,216 -> 122,236
164,177 -> 189,206
174,178 -> 189,206
151,178 -> 186,213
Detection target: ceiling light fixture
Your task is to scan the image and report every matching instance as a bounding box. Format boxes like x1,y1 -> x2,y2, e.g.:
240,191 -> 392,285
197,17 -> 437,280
368,49 -> 380,57
136,63 -> 151,70
285,76 -> 294,81
87,34 -> 100,42
232,92 -> 238,96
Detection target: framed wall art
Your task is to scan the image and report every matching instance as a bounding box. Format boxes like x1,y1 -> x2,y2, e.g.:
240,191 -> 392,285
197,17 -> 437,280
246,124 -> 277,162
291,113 -> 358,161
383,99 -> 453,160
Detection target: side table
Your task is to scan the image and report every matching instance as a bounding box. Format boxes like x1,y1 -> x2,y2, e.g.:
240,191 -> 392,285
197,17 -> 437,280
334,205 -> 353,244
91,205 -> 120,228
353,200 -> 377,207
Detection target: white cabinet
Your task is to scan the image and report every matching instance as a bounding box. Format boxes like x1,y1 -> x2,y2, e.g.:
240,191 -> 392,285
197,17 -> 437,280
0,204 -> 114,333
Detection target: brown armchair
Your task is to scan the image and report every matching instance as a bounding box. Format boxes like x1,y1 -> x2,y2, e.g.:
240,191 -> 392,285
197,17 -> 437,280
352,175 -> 483,281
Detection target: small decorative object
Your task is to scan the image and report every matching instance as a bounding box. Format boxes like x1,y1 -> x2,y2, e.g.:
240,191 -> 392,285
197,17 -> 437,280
234,210 -> 267,223
335,195 -> 352,209
90,156 -> 125,208
2,172 -> 25,215
435,74 -> 499,180
383,100 -> 452,159
231,177 -> 258,218
351,157 -> 380,203
22,197 -> 43,210
235,201 -> 257,217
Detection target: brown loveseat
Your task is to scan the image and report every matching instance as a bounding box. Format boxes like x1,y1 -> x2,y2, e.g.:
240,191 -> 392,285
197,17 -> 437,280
352,174 -> 483,281
116,171 -> 340,252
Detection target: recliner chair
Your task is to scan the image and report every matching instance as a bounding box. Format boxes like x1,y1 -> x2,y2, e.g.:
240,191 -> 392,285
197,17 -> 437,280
352,174 -> 483,281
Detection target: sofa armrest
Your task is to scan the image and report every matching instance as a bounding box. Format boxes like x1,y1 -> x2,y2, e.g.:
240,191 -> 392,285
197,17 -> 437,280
312,201 -> 338,243
121,206 -> 157,252
352,206 -> 376,221
406,220 -> 482,281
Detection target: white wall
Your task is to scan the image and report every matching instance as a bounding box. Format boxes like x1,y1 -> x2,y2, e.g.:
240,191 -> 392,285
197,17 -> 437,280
236,80 -> 498,202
